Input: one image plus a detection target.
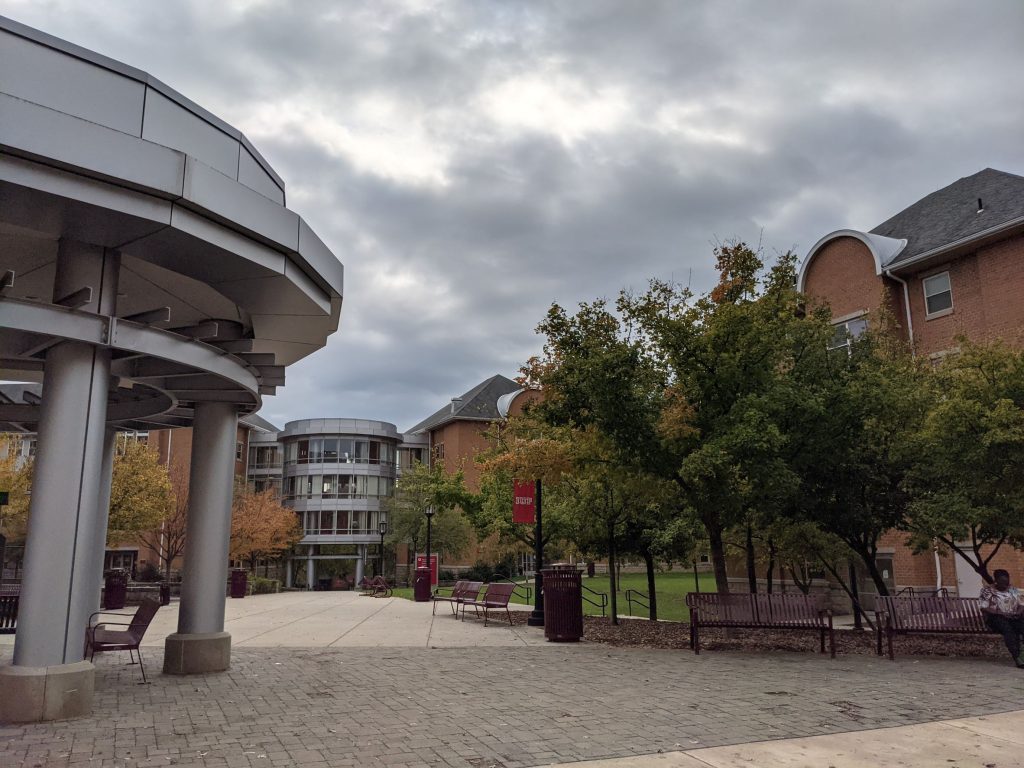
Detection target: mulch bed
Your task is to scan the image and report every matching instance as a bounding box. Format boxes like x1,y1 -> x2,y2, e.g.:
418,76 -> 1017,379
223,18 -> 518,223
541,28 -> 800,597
509,612 -> 1011,660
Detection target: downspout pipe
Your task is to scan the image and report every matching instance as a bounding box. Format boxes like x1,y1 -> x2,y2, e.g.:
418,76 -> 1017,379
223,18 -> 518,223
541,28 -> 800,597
884,269 -> 915,354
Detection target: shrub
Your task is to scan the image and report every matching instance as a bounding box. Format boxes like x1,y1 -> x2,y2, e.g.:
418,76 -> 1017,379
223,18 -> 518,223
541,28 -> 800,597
251,577 -> 280,595
137,562 -> 162,583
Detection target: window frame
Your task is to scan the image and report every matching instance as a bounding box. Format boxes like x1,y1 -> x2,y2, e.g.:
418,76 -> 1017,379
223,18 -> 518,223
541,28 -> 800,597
922,270 -> 953,319
827,312 -> 868,354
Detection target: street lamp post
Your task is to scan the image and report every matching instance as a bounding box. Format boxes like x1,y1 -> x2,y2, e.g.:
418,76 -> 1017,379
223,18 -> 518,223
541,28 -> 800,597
378,518 -> 388,580
424,506 -> 435,587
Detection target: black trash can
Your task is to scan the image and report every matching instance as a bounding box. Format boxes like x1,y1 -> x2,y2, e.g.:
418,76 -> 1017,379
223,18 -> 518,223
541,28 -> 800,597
159,582 -> 171,606
542,565 -> 583,642
413,567 -> 432,602
103,569 -> 128,610
230,569 -> 248,599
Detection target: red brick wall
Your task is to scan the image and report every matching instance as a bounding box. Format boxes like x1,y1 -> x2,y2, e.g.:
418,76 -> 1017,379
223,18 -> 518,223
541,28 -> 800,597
904,235 -> 1024,356
804,237 -> 882,316
430,420 -> 494,493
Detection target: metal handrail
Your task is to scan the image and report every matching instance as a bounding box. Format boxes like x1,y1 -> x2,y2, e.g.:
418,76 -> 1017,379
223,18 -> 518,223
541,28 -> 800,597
625,588 -> 650,618
489,574 -> 532,603
895,586 -> 950,598
581,583 -> 608,617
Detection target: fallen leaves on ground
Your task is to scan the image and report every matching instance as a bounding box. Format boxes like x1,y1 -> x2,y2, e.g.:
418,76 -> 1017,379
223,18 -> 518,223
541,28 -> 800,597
508,613 -> 1013,661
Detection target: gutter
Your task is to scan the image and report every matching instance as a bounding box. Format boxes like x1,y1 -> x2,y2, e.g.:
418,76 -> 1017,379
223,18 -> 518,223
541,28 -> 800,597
885,214 -> 1024,273
883,269 -> 915,354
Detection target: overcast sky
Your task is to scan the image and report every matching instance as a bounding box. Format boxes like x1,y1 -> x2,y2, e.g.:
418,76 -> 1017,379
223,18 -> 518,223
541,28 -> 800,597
3,1 -> 1023,431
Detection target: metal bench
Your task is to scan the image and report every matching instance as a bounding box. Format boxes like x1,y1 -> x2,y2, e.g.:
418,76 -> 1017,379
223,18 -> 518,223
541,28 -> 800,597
875,595 -> 994,660
84,598 -> 160,683
461,582 -> 516,626
686,593 -> 835,658
431,580 -> 483,616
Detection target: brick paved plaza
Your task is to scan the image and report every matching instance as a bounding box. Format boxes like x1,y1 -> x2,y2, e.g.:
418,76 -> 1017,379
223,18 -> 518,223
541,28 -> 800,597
1,594 -> 1021,767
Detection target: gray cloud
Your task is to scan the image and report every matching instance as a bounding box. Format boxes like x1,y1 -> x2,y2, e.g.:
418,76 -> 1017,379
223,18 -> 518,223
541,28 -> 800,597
3,0 -> 1023,430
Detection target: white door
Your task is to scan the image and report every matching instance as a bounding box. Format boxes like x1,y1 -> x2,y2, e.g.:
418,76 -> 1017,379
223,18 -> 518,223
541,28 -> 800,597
954,550 -> 985,598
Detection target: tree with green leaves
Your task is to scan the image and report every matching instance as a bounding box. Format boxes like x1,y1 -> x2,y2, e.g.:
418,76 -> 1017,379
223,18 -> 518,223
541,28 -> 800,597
0,434 -> 33,544
620,244 -> 815,593
384,460 -> 473,584
523,293 -> 687,617
787,314 -> 932,596
106,437 -> 174,545
904,341 -> 1024,584
472,412 -> 576,563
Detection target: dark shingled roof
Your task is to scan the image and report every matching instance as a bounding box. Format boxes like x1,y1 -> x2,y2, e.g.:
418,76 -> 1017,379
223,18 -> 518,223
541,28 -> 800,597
406,374 -> 521,434
873,168 -> 1024,266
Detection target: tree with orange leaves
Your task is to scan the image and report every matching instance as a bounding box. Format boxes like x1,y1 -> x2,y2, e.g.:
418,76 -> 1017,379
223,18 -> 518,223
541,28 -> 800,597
230,484 -> 302,571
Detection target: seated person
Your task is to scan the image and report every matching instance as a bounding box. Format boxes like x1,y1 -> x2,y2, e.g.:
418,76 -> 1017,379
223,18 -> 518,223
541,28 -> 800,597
979,569 -> 1024,668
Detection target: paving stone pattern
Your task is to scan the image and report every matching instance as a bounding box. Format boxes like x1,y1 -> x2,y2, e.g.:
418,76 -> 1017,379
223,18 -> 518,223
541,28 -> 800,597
0,645 -> 1021,768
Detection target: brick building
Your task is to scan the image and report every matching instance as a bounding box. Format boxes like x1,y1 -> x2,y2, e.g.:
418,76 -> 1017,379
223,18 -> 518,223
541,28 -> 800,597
798,167 -> 1024,596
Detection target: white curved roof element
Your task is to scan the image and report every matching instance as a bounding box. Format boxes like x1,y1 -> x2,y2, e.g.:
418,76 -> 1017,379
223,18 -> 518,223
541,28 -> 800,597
796,230 -> 906,292
0,16 -> 345,431
496,388 -> 526,419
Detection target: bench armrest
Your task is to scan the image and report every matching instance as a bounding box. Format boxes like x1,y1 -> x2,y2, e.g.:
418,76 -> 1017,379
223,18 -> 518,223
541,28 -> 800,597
92,621 -> 132,631
88,610 -> 133,626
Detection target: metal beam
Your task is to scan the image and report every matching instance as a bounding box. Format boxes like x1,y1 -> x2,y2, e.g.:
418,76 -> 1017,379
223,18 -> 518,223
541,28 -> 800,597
123,306 -> 171,325
54,286 -> 93,309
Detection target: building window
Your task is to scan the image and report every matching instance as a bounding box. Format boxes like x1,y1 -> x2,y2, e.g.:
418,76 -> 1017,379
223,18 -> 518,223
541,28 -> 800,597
923,271 -> 953,317
236,441 -> 243,461
828,315 -> 868,353
434,443 -> 445,460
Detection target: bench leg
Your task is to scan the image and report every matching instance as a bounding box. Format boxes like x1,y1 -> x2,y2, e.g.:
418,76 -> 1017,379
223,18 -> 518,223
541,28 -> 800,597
886,625 -> 895,661
876,625 -> 883,656
819,627 -> 825,654
137,647 -> 148,684
505,607 -> 513,627
828,618 -> 836,659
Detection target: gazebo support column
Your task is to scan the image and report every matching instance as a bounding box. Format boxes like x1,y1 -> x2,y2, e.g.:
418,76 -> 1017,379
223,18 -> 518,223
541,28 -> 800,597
164,401 -> 238,675
0,241 -> 119,723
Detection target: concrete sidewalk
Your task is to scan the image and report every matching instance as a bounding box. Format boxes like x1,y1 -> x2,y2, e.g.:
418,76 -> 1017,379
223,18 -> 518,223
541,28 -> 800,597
150,590 -> 546,648
566,710 -> 1024,767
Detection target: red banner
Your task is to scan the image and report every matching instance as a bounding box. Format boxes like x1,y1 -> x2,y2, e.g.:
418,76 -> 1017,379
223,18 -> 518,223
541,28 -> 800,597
416,554 -> 439,586
513,480 -> 536,524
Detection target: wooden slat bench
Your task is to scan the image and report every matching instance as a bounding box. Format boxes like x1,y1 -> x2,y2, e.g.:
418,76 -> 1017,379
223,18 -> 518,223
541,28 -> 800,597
431,580 -> 483,616
0,593 -> 18,634
686,593 -> 835,658
874,595 -> 994,660
461,582 -> 516,626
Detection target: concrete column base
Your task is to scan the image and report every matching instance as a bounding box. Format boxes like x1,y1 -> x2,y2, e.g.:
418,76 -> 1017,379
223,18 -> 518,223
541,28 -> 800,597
0,660 -> 94,723
163,632 -> 231,675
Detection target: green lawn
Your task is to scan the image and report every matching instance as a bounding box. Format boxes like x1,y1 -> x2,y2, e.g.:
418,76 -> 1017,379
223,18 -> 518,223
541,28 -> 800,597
391,570 -> 718,622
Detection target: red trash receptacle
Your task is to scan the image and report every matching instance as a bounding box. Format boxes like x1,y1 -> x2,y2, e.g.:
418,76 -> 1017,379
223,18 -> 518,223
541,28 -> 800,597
230,569 -> 248,598
414,567 -> 431,602
542,565 -> 583,642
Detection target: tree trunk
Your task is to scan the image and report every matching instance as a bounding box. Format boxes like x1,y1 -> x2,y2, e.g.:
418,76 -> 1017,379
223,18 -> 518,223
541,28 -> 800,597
607,523 -> 619,625
787,564 -> 811,595
643,549 -> 658,621
707,522 -> 730,594
765,537 -> 776,595
818,556 -> 875,631
745,523 -> 757,594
